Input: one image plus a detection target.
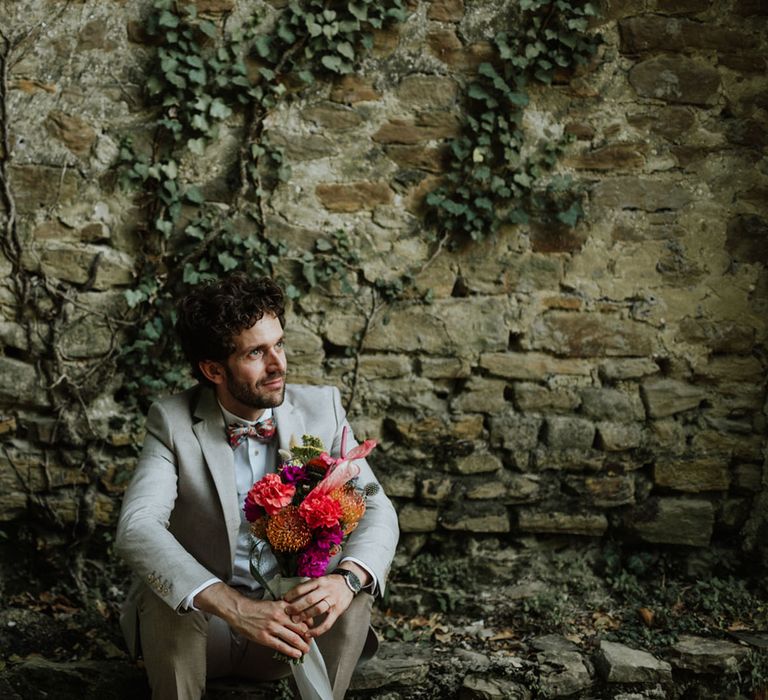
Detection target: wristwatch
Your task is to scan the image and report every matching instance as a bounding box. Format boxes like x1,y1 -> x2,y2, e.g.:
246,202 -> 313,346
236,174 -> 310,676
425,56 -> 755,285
332,567 -> 362,595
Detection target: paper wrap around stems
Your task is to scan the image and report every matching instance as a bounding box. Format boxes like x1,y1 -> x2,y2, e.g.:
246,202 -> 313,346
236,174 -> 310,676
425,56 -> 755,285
263,574 -> 334,700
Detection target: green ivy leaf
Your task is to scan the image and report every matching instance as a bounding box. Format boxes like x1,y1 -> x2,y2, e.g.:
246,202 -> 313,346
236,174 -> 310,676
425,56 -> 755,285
217,252 -> 239,271
320,54 -> 343,73
210,99 -> 232,120
158,10 -> 179,28
187,138 -> 205,155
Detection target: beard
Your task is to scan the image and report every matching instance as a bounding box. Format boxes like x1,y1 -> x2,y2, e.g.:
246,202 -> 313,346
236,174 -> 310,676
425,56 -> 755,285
224,367 -> 287,409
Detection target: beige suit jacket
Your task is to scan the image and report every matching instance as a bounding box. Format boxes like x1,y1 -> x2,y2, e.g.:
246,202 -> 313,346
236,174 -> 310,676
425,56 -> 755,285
115,383 -> 399,658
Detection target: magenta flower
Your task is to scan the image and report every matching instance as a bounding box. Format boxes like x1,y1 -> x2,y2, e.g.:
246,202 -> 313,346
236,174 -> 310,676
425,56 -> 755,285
297,547 -> 332,578
281,464 -> 309,485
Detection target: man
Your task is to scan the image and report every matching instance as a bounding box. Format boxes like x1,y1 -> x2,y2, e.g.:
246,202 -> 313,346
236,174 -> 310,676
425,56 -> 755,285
115,274 -> 399,700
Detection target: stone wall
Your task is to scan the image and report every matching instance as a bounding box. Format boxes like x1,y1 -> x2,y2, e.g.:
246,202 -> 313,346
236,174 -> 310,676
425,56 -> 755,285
0,0 -> 766,568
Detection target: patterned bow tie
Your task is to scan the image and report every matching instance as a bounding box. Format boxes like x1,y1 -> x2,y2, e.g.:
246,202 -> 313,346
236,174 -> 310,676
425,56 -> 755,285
226,417 -> 277,449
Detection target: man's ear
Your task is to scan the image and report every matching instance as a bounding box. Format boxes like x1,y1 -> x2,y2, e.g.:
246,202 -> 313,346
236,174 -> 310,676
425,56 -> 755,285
199,359 -> 225,385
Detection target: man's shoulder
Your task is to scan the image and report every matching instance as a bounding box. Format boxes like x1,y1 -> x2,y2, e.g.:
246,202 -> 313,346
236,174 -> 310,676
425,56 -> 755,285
285,383 -> 339,405
149,385 -> 203,415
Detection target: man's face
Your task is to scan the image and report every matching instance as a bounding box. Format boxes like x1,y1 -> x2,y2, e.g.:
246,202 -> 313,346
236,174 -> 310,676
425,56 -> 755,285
214,313 -> 287,420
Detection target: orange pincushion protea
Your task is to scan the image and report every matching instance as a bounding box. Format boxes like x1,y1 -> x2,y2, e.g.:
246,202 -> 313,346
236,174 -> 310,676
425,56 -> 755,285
266,506 -> 312,552
330,485 -> 366,534
250,516 -> 268,540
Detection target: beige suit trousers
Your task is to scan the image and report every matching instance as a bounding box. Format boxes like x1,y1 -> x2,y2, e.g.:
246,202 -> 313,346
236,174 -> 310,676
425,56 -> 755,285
137,585 -> 374,700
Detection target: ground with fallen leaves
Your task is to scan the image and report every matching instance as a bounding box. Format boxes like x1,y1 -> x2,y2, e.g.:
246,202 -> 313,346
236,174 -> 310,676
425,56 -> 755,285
1,534 -> 767,698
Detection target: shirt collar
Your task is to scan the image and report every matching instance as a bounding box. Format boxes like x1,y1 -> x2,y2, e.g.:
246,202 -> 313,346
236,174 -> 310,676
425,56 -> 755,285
218,402 -> 273,428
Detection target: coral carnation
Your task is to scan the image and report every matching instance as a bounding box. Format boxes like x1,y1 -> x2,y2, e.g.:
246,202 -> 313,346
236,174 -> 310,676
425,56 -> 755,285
245,473 -> 295,517
266,506 -> 312,553
298,491 -> 343,529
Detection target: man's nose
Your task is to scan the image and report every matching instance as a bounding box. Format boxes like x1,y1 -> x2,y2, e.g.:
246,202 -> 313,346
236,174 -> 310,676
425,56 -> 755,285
266,347 -> 286,372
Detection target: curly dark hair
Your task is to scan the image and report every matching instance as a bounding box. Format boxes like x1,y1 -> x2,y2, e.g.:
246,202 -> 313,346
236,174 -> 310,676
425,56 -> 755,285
176,274 -> 286,385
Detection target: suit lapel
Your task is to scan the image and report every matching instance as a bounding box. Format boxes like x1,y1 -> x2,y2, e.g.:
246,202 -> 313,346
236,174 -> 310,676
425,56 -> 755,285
192,387 -> 239,565
274,390 -> 306,456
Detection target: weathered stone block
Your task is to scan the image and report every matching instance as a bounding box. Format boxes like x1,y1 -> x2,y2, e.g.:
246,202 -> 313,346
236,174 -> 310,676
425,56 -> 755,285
596,422 -> 644,451
545,417 -> 596,450
668,635 -> 749,674
452,377 -> 508,413
581,387 -> 645,421
450,451 -> 502,475
654,457 -> 730,492
323,313 -> 366,347
421,475 -> 454,503
481,352 -> 592,380
466,473 -> 540,503
398,504 -> 438,532
365,298 -> 511,356
620,17 -> 751,55
695,356 -> 764,382
628,497 -> 714,546
596,640 -> 672,683
387,414 -> 485,445
530,313 -> 656,357
725,215 -> 768,265
58,318 -> 115,359
649,420 -> 686,454
315,182 -> 393,212
385,144 -> 449,173
397,74 -> 458,108
419,357 -> 471,379
518,510 -> 608,536
655,0 -> 711,13
534,448 -> 604,472
329,75 -> 381,104
629,55 -> 720,105
21,242 -> 134,289
732,463 -> 762,493
676,318 -> 755,354
441,504 -> 510,532
301,101 -> 363,130
592,177 -> 693,211
427,0 -> 464,22
46,111 -> 97,157
566,475 -> 635,507
0,357 -> 49,407
537,649 -> 593,698
691,430 -> 763,462
266,131 -> 335,162
378,470 -> 417,498
359,354 -> 411,379
514,383 -> 580,413
372,112 -> 461,144
641,378 -> 707,418
460,674 -> 530,700
10,165 -> 80,213
565,144 -> 646,171
351,642 -> 431,690
490,414 -> 542,452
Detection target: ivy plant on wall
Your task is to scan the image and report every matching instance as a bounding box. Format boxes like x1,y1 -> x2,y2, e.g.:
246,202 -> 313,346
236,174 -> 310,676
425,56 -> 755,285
119,0 -> 600,406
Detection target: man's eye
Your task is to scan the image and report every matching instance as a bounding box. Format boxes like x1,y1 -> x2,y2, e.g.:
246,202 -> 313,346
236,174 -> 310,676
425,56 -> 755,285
250,349 -> 263,357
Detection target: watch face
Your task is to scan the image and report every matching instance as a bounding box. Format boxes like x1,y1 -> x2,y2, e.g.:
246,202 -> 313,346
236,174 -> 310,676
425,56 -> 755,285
337,568 -> 362,593
347,571 -> 362,593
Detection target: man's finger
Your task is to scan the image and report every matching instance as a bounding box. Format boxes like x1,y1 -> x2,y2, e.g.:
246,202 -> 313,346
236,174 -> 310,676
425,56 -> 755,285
283,580 -> 318,602
307,612 -> 338,637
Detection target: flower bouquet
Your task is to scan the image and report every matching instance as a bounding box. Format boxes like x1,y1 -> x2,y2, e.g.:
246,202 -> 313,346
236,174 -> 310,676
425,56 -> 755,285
243,427 -> 378,599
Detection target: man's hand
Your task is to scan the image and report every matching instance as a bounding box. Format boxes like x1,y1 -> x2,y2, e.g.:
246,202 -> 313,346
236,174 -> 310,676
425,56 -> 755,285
283,562 -> 371,638
194,583 -> 310,659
